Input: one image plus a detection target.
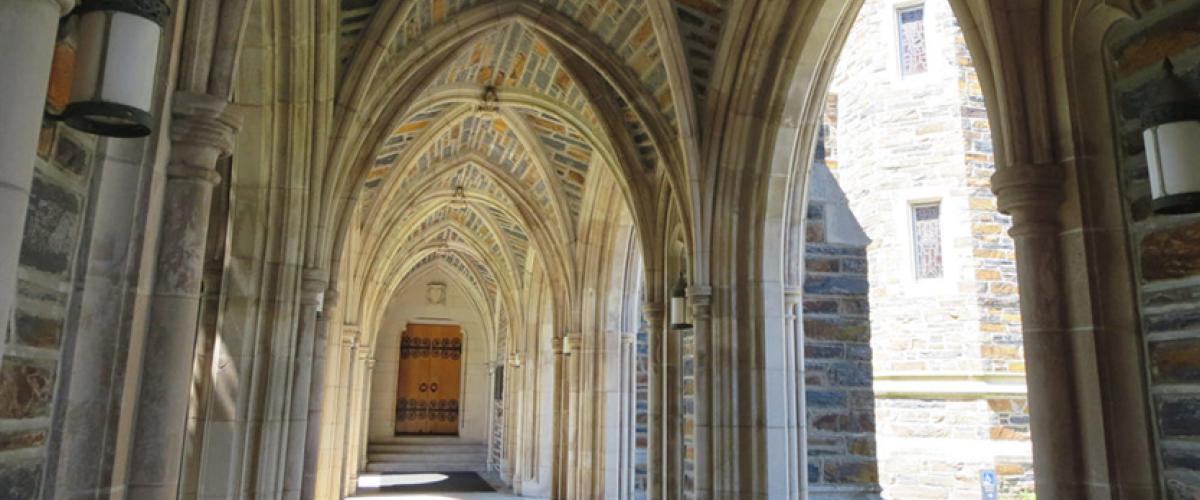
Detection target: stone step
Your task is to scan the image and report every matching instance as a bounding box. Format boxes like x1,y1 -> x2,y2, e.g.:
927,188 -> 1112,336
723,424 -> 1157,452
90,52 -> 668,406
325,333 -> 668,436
371,435 -> 477,445
369,450 -> 485,463
365,436 -> 488,474
368,443 -> 486,454
365,462 -> 487,473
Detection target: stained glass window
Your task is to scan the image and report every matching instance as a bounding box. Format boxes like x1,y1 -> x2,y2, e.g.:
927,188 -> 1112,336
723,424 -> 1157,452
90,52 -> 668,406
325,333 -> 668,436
897,5 -> 928,76
912,202 -> 943,279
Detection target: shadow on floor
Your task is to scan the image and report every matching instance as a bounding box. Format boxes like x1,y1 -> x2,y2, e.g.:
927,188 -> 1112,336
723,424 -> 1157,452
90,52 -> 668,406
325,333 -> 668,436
349,472 -> 522,499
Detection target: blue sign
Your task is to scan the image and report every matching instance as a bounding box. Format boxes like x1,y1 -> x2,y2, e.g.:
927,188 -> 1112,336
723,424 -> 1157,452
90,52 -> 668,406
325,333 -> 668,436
980,470 -> 999,500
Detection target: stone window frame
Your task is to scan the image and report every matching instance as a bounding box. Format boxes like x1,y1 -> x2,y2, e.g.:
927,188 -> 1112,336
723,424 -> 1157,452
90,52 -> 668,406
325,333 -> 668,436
882,0 -> 943,84
895,3 -> 929,77
893,187 -> 962,294
910,201 -> 944,279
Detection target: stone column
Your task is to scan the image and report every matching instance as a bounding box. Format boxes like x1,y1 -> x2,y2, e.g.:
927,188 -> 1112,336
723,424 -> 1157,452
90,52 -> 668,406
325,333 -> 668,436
0,0 -> 74,365
344,345 -> 371,491
664,312 -> 680,498
282,269 -> 327,498
360,355 -> 376,466
784,288 -> 807,496
302,288 -> 335,500
128,91 -> 241,499
689,286 -> 713,500
641,302 -> 665,500
549,335 -> 566,499
991,165 -> 1081,498
333,329 -> 358,498
563,333 -> 582,499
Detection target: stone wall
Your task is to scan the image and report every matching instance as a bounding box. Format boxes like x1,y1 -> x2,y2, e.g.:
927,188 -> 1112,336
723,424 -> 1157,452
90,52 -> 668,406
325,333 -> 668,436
680,329 -> 696,498
815,0 -> 1033,497
803,161 -> 880,496
634,315 -> 649,499
0,120 -> 98,498
367,266 -> 493,443
0,25 -> 104,496
1107,5 -> 1200,497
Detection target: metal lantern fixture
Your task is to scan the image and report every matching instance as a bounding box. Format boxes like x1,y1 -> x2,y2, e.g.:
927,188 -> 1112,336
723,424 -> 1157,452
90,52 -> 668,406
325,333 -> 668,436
61,0 -> 171,138
1142,59 -> 1200,215
670,272 -> 692,330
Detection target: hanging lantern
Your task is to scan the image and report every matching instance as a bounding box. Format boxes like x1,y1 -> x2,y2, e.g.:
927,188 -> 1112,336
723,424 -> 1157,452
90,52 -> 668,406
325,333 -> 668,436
1143,59 -> 1200,215
61,0 -> 171,138
670,272 -> 691,330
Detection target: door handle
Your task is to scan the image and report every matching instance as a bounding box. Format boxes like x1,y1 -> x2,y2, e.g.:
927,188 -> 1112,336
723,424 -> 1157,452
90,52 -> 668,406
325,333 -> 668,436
419,383 -> 428,392
430,383 -> 439,393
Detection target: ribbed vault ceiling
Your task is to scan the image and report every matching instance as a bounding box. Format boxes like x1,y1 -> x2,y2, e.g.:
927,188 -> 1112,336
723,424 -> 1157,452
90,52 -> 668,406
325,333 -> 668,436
349,0 -> 725,325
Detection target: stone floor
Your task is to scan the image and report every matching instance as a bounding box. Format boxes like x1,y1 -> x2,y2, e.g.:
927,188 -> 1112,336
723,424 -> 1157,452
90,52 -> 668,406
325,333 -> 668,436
347,471 -> 521,499
347,494 -> 521,499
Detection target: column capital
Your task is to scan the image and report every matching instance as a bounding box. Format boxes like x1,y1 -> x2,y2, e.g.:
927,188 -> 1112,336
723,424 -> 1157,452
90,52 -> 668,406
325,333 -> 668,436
357,345 -> 372,360
51,0 -> 76,15
641,302 -> 664,330
341,327 -> 359,347
168,92 -> 243,182
366,358 -> 376,369
324,289 -> 340,309
550,336 -> 563,354
689,286 -> 713,322
991,163 -> 1065,237
621,332 -> 637,345
301,268 -> 330,306
563,334 -> 582,353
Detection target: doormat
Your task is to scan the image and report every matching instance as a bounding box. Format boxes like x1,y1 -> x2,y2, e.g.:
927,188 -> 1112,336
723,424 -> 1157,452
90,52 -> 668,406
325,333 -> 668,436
367,472 -> 495,493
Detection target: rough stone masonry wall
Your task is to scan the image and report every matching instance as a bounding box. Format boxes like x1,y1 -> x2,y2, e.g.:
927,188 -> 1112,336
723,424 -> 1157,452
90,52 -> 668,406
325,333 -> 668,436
802,164 -> 881,495
0,118 -> 99,496
821,0 -> 1032,497
681,328 -> 696,498
634,314 -> 649,499
1108,5 -> 1200,497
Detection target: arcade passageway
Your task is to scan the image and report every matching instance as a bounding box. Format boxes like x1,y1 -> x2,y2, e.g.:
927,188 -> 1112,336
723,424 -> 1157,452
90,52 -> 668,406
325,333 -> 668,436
0,0 -> 1197,499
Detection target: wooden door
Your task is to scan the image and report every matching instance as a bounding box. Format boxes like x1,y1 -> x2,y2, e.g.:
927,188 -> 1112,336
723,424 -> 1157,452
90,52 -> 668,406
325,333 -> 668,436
395,323 -> 462,435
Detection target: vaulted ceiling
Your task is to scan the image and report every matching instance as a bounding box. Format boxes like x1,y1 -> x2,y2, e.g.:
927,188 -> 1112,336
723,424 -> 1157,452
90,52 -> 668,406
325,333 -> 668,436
345,0 -> 731,327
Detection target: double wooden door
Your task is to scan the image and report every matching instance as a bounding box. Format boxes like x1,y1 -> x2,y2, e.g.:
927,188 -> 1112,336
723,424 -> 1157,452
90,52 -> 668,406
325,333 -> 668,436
394,323 -> 462,435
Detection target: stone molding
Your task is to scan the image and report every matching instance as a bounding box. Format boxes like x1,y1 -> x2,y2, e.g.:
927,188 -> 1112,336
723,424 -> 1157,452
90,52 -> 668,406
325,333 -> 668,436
550,336 -> 563,354
991,164 -> 1066,237
620,332 -> 636,345
873,372 -> 1030,399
